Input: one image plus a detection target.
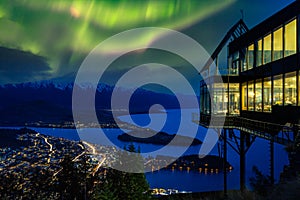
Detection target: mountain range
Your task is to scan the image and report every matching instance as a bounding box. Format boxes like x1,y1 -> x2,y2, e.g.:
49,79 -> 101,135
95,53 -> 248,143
0,77 -> 196,127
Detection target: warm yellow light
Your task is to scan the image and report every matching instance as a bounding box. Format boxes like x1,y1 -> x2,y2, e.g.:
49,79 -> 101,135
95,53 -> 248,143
249,92 -> 255,98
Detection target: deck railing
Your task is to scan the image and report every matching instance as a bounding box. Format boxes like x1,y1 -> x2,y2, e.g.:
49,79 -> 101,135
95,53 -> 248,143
192,113 -> 296,145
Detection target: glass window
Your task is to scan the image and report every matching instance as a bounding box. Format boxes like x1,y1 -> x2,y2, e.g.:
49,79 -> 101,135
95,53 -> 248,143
212,83 -> 227,115
241,48 -> 247,72
284,72 -> 297,106
231,51 -> 239,75
231,60 -> 239,75
206,85 -> 211,114
247,44 -> 254,70
273,75 -> 283,106
201,85 -> 211,114
273,27 -> 283,61
299,72 -> 300,106
285,19 -> 297,57
263,77 -> 272,112
255,79 -> 262,112
248,81 -> 254,111
242,82 -> 247,110
263,34 -> 272,64
257,39 -> 263,66
233,51 -> 239,60
229,83 -> 240,115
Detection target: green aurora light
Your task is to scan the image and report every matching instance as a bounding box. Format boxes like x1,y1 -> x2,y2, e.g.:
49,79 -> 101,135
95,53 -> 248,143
0,0 -> 235,76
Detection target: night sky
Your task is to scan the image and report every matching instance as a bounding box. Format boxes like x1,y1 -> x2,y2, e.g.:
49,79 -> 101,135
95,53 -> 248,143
0,0 -> 295,92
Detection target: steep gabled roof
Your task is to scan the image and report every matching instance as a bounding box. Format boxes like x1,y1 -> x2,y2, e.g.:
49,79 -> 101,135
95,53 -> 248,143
201,19 -> 248,73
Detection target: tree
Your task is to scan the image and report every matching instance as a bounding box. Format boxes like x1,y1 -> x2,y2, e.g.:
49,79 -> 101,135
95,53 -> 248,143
249,166 -> 272,197
102,144 -> 152,200
92,180 -> 118,200
54,153 -> 96,199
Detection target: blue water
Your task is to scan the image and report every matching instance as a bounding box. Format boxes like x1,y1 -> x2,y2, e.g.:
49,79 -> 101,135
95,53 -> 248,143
24,109 -> 288,192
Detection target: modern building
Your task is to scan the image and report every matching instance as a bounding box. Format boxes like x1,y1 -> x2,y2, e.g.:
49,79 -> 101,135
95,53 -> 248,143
200,1 -> 300,125
195,0 -> 300,193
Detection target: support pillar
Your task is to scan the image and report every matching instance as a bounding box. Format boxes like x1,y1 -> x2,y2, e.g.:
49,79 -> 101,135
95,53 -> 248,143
223,129 -> 228,199
240,131 -> 246,192
270,139 -> 274,184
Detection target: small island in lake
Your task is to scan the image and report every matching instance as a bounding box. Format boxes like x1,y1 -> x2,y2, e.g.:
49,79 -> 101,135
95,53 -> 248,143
145,154 -> 233,173
117,130 -> 202,146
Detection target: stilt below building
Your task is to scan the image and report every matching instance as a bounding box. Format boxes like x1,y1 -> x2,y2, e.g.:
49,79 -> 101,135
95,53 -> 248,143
240,131 -> 246,192
269,138 -> 274,184
223,129 -> 228,199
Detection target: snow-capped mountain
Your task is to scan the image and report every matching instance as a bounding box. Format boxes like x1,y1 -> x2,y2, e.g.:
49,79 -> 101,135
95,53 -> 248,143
0,78 -> 193,126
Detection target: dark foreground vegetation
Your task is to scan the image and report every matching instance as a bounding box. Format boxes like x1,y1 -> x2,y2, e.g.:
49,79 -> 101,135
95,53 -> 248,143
0,144 -> 151,200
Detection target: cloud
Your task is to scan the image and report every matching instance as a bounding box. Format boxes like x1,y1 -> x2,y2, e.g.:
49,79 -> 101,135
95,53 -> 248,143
0,47 -> 51,83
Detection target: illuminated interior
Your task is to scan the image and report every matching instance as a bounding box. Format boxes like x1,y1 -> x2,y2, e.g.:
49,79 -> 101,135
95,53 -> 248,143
242,82 -> 247,111
248,81 -> 254,111
256,39 -> 262,66
273,75 -> 283,106
284,72 -> 297,106
263,34 -> 272,64
285,19 -> 297,57
246,44 -> 254,71
263,77 -> 272,112
212,83 -> 228,115
228,83 -> 240,114
255,79 -> 262,112
200,82 -> 240,115
239,72 -> 298,112
273,27 -> 283,61
242,19 -> 297,70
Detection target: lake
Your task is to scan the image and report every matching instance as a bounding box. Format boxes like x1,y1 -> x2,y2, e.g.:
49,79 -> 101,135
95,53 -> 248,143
23,109 -> 289,192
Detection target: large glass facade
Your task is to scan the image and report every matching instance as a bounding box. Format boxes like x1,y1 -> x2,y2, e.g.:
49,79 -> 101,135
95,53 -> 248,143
240,72 -> 299,112
284,72 -> 297,105
285,19 -> 297,57
239,19 -> 297,72
273,75 -> 283,106
248,81 -> 254,111
255,79 -> 262,111
263,77 -> 272,112
273,27 -> 283,61
201,82 -> 240,116
205,17 -> 299,118
263,34 -> 272,64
